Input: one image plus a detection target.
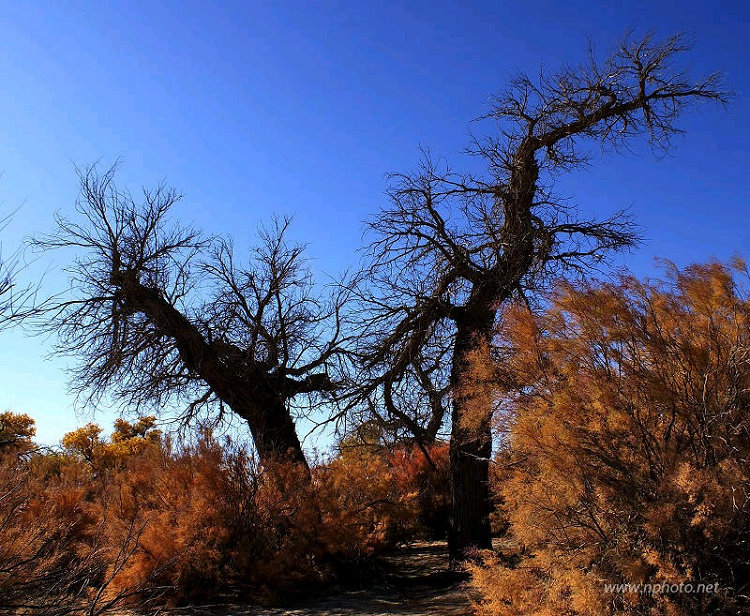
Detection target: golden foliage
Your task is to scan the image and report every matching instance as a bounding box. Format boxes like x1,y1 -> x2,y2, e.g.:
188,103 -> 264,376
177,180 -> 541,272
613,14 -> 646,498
469,261 -> 750,616
0,411 -> 35,452
62,416 -> 161,470
1,414 -> 449,609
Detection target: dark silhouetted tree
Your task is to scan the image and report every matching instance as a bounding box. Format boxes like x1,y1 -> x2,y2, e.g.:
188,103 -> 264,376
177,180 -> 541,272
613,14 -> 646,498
354,32 -> 727,560
35,166 -> 351,469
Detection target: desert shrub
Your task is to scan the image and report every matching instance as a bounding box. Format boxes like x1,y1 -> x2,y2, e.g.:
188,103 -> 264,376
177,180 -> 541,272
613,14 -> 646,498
388,442 -> 450,539
319,440 -> 418,553
100,428 -> 451,605
62,416 -> 161,472
100,430 -> 260,602
469,261 -> 750,616
109,434 -> 449,603
323,427 -> 450,547
2,410 -> 449,609
1,413 -> 173,614
0,415 -> 118,614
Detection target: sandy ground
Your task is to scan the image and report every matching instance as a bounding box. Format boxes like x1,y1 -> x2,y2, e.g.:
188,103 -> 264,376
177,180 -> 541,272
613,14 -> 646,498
152,542 -> 475,616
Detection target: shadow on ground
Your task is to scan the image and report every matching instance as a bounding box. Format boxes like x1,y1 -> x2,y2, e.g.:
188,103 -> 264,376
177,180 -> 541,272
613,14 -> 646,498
159,541 -> 475,616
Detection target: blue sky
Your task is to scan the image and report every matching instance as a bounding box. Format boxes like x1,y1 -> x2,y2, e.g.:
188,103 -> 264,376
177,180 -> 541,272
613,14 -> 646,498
0,1 -> 748,446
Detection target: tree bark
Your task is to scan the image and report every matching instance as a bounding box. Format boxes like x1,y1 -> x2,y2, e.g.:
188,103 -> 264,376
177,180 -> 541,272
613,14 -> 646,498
446,149 -> 538,558
448,313 -> 494,561
116,271 -> 309,469
227,385 -> 309,469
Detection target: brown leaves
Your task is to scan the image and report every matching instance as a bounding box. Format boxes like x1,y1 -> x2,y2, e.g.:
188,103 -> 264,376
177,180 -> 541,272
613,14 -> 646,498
470,260 -> 750,615
2,414 -> 451,610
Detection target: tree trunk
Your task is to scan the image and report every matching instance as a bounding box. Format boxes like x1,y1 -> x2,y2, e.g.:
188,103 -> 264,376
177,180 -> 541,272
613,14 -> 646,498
118,272 -> 310,469
448,316 -> 494,562
232,389 -> 309,469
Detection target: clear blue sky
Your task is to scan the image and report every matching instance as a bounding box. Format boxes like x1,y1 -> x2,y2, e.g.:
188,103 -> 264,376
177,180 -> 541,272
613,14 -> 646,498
0,1 -> 748,446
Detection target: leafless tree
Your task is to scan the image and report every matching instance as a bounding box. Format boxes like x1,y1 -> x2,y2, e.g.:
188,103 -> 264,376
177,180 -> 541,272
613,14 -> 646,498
34,165 -> 351,469
0,210 -> 34,328
353,32 -> 728,560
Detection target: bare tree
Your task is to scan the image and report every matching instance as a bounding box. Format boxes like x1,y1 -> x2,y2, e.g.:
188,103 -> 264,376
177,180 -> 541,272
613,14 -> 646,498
0,210 -> 33,328
354,32 -> 728,560
35,165 -> 351,469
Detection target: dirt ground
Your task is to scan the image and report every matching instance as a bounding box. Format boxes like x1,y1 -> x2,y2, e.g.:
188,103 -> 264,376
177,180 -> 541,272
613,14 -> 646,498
155,541 -> 475,616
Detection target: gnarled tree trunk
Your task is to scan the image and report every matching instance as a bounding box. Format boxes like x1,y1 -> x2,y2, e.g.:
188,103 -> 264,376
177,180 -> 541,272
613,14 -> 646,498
448,312 -> 495,561
230,387 -> 309,468
117,270 -> 310,469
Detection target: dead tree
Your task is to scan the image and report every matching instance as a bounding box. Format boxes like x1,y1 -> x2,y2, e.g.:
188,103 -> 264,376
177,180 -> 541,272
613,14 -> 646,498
0,210 -> 33,328
35,166 -> 350,469
355,32 -> 727,560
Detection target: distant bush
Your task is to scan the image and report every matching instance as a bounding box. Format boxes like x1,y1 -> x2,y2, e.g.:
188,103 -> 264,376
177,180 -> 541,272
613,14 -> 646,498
468,261 -> 750,616
0,411 -> 35,452
388,442 -> 450,540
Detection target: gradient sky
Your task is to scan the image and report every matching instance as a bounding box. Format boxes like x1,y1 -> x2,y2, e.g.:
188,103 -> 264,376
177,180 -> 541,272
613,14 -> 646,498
0,1 -> 748,446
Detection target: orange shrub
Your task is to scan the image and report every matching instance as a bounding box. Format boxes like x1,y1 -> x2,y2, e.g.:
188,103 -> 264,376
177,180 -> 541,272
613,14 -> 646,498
102,430 -> 451,604
469,261 -> 750,616
388,442 -> 450,539
2,411 -> 450,609
0,415 -> 112,613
